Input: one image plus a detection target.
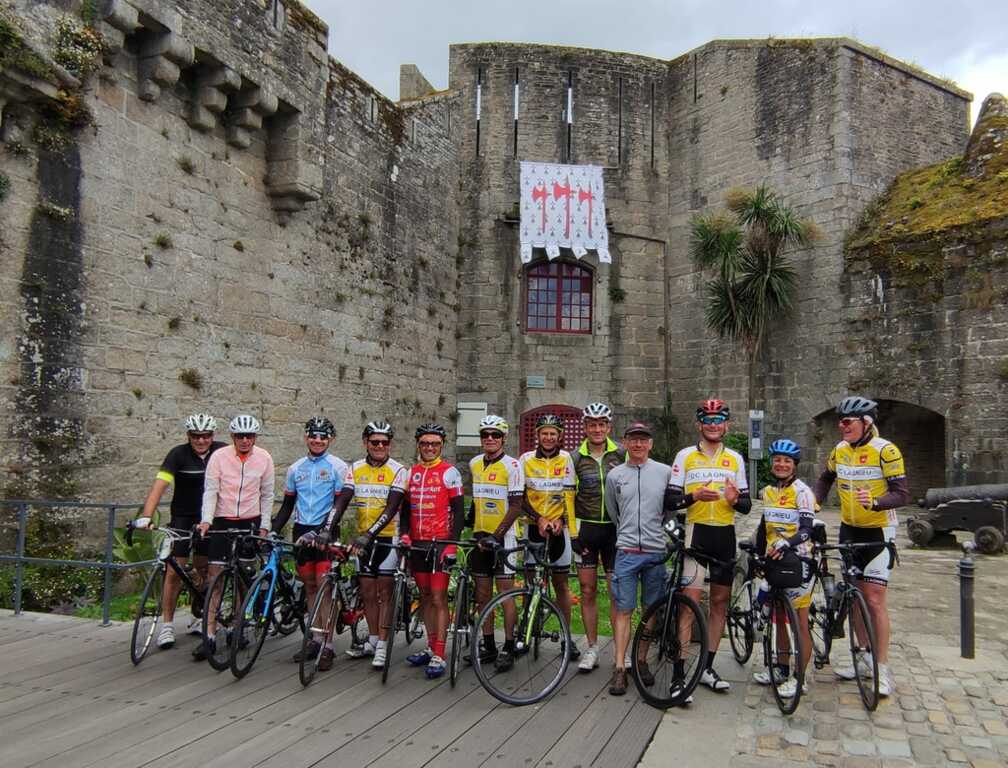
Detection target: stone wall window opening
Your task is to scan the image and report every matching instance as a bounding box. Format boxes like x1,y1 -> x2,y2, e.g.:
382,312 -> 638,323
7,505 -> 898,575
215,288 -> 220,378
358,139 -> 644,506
524,259 -> 593,334
475,66 -> 483,155
520,405 -> 586,453
513,67 -> 520,158
369,96 -> 376,123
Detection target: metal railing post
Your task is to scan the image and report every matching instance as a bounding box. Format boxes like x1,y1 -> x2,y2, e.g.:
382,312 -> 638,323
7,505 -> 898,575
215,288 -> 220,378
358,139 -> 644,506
959,541 -> 975,659
102,505 -> 117,627
13,502 -> 28,615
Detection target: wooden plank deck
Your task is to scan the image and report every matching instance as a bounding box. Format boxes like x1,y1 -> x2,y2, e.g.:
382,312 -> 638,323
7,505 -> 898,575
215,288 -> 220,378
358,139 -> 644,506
0,611 -> 661,768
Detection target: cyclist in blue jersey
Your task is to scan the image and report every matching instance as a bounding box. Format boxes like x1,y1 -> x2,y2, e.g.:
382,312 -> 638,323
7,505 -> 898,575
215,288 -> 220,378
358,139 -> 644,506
271,417 -> 349,669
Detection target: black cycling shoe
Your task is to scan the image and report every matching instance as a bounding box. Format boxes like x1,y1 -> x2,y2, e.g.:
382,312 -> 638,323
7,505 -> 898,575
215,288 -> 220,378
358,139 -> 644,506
494,649 -> 515,672
191,638 -> 215,662
464,645 -> 499,666
565,642 -> 581,661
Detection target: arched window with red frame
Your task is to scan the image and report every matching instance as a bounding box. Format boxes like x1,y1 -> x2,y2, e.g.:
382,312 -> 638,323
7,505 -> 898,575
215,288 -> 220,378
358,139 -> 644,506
525,260 -> 593,333
519,405 -> 585,453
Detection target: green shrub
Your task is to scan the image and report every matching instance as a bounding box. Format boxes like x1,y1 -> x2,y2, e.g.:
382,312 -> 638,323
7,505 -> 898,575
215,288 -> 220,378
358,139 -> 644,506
723,432 -> 772,490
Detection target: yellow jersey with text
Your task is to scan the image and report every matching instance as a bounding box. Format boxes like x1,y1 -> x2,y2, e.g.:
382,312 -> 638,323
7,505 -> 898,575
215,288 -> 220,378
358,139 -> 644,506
469,453 -> 524,534
670,444 -> 748,526
519,449 -> 577,530
761,479 -> 816,555
343,458 -> 408,537
827,436 -> 905,528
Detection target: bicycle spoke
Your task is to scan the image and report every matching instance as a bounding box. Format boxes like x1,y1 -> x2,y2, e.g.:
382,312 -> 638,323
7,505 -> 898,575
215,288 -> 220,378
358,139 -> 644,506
632,592 -> 707,708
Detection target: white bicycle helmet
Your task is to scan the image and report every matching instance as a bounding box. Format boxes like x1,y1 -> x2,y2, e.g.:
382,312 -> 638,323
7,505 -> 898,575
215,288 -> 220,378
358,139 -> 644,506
478,415 -> 509,435
228,414 -> 261,434
185,413 -> 217,433
582,402 -> 613,421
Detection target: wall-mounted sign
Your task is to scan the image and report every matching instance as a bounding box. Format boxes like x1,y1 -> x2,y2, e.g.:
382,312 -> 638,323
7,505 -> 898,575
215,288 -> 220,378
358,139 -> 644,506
526,375 -> 546,389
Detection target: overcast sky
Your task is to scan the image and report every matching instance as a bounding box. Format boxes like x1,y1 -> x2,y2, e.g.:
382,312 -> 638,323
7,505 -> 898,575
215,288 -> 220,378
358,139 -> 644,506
312,0 -> 1005,125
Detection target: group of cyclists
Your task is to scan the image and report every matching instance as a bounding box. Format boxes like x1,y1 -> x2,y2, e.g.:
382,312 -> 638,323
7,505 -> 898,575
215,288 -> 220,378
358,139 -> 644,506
141,392 -> 906,700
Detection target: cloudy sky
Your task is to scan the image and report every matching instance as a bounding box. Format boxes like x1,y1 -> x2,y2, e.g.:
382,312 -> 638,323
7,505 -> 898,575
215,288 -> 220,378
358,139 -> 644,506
312,0 -> 1005,124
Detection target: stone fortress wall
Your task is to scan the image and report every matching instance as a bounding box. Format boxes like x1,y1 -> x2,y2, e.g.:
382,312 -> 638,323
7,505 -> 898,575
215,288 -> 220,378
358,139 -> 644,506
1,0 -> 1001,507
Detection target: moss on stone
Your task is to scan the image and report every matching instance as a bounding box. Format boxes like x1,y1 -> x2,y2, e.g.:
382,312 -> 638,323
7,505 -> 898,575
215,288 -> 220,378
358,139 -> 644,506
285,0 -> 328,36
0,13 -> 58,83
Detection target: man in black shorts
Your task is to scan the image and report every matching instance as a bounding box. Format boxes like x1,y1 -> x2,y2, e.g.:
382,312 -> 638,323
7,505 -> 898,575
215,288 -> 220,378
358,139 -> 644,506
140,413 -> 225,650
571,402 -> 623,673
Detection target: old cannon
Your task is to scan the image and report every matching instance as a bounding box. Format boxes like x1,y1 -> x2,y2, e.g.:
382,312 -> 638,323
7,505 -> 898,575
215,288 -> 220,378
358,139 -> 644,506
906,484 -> 1008,554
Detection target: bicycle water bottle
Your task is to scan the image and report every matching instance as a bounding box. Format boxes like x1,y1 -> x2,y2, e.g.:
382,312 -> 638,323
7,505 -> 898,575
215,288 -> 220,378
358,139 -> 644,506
756,580 -> 770,608
292,576 -> 304,605
821,572 -> 836,605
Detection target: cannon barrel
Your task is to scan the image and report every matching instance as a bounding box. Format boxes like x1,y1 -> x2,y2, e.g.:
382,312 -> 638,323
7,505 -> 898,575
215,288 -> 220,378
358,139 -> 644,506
924,484 -> 1008,508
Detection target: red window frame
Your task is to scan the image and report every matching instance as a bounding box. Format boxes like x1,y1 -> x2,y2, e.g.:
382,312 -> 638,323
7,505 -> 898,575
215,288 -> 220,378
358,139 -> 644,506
524,260 -> 593,334
519,405 -> 586,454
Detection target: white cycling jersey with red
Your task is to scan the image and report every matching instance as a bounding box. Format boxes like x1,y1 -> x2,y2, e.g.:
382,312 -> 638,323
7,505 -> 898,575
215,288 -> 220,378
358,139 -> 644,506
406,459 -> 463,540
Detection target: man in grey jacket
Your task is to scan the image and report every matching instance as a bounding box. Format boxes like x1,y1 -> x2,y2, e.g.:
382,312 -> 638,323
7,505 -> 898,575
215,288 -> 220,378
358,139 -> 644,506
604,422 -> 674,696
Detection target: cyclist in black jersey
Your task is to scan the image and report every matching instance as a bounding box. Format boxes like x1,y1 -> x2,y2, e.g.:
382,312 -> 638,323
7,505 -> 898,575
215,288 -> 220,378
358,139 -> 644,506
140,414 -> 225,650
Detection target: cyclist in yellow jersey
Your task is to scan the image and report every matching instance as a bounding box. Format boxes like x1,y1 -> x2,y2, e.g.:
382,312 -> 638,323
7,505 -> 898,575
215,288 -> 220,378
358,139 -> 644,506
323,421 -> 407,670
815,396 -> 908,697
467,415 -> 524,671
752,439 -> 816,697
518,414 -> 578,655
669,399 -> 751,692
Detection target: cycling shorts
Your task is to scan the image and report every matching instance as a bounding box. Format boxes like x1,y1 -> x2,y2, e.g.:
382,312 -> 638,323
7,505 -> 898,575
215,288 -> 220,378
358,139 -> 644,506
470,531 -> 518,578
359,538 -> 397,577
682,522 -> 736,588
293,523 -> 328,566
575,520 -> 616,572
168,512 -> 207,558
409,542 -> 452,575
527,525 -> 572,572
839,523 -> 895,586
207,518 -> 258,563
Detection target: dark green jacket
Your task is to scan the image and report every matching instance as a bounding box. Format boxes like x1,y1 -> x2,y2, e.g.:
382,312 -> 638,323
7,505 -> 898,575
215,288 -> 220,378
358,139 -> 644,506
574,438 -> 624,524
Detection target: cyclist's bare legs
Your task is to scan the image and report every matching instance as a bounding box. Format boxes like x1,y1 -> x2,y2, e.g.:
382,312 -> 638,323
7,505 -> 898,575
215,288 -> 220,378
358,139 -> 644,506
578,567 -> 611,648
496,576 -> 516,638
551,572 -> 572,626
162,556 -> 185,623
426,587 -> 449,655
858,580 -> 889,663
475,575 -> 493,634
612,609 -> 632,669
707,583 -> 730,653
205,563 -> 224,635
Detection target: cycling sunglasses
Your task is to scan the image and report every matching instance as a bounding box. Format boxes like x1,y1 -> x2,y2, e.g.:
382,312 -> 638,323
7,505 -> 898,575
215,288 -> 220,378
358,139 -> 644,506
699,414 -> 727,425
306,431 -> 332,440
480,431 -> 505,440
367,439 -> 390,447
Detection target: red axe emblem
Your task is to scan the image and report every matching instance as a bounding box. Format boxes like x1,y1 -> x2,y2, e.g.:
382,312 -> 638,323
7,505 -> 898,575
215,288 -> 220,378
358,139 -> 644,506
531,183 -> 549,234
577,185 -> 595,237
552,177 -> 574,238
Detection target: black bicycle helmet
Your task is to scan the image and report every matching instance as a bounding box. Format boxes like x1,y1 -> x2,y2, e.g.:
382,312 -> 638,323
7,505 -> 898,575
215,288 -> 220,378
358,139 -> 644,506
415,422 -> 447,441
362,420 -> 394,439
304,416 -> 335,437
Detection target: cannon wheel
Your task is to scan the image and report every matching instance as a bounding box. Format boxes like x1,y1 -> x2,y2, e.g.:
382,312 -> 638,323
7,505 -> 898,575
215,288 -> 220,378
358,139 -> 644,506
907,519 -> 935,546
974,526 -> 1005,555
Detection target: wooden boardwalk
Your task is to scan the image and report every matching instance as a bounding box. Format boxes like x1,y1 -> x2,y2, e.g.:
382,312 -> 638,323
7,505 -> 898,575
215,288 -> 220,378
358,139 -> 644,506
0,610 -> 661,768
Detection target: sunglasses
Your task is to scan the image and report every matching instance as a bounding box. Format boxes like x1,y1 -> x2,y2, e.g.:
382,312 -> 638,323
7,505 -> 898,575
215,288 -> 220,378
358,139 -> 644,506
838,417 -> 860,427
307,432 -> 331,440
480,432 -> 505,440
188,432 -> 213,439
418,441 -> 442,448
368,439 -> 390,447
700,415 -> 727,425
233,433 -> 256,440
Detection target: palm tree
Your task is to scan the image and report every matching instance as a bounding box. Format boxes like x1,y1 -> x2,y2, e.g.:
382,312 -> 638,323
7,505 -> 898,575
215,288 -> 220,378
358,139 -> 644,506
689,183 -> 820,409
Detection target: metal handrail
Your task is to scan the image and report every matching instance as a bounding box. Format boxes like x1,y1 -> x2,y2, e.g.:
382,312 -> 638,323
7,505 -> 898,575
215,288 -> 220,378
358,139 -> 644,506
0,499 -> 161,626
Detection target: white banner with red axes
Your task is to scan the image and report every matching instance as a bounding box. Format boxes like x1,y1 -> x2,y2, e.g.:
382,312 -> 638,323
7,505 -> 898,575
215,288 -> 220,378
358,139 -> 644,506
519,161 -> 610,264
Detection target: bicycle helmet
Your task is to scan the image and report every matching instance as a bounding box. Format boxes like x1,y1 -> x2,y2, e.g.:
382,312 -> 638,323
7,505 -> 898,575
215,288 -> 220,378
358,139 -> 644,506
228,414 -> 261,434
582,402 -> 613,421
185,413 -> 216,433
478,415 -> 509,435
836,396 -> 878,420
415,422 -> 447,441
696,398 -> 730,421
362,420 -> 394,439
304,416 -> 334,437
769,438 -> 801,463
535,414 -> 565,433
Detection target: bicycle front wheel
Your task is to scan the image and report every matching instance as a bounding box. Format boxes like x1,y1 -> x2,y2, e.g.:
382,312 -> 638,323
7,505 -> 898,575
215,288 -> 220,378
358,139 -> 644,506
727,566 -> 754,664
202,567 -> 237,671
631,591 -> 707,708
406,582 -> 423,645
130,564 -> 164,665
808,571 -> 834,668
383,577 -> 405,684
847,589 -> 879,711
231,569 -> 275,679
300,576 -> 336,687
449,577 -> 471,688
472,587 -> 570,706
766,592 -> 804,715
273,576 -> 304,636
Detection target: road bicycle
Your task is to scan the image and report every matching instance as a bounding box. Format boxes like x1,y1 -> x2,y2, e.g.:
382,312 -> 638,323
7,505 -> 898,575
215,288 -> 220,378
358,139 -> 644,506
808,540 -> 894,711
298,542 -> 366,686
125,518 -> 206,665
629,522 -> 708,709
200,528 -> 262,671
380,541 -> 425,684
230,534 -> 305,678
470,537 -> 572,706
445,539 -> 480,687
728,540 -> 807,715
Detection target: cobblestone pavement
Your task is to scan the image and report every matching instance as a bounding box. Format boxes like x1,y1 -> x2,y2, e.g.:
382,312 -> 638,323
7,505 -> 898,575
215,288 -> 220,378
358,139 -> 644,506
640,505 -> 1008,768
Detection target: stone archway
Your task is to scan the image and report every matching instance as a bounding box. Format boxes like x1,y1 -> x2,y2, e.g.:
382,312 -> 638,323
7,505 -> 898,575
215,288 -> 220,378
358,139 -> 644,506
810,400 -> 945,504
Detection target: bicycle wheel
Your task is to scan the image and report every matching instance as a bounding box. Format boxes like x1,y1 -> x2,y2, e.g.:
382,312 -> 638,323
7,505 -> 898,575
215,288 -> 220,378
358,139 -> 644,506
631,591 -> 707,708
300,576 -> 336,687
230,569 -> 275,679
727,566 -> 754,664
472,587 -> 570,706
406,581 -> 423,645
847,589 -> 879,711
273,576 -> 304,636
808,570 -> 834,668
202,567 -> 237,671
766,592 -> 804,715
383,576 -> 405,684
449,577 -> 471,688
130,564 -> 164,665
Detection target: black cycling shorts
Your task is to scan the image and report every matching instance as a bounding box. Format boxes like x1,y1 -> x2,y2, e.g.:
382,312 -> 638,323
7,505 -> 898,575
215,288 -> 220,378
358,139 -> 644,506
469,532 -> 508,577
409,542 -> 451,574
207,518 -> 258,563
684,522 -> 736,587
527,525 -> 572,572
168,512 -> 207,558
359,537 -> 397,577
839,523 -> 895,585
293,523 -> 328,565
575,520 -> 616,572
